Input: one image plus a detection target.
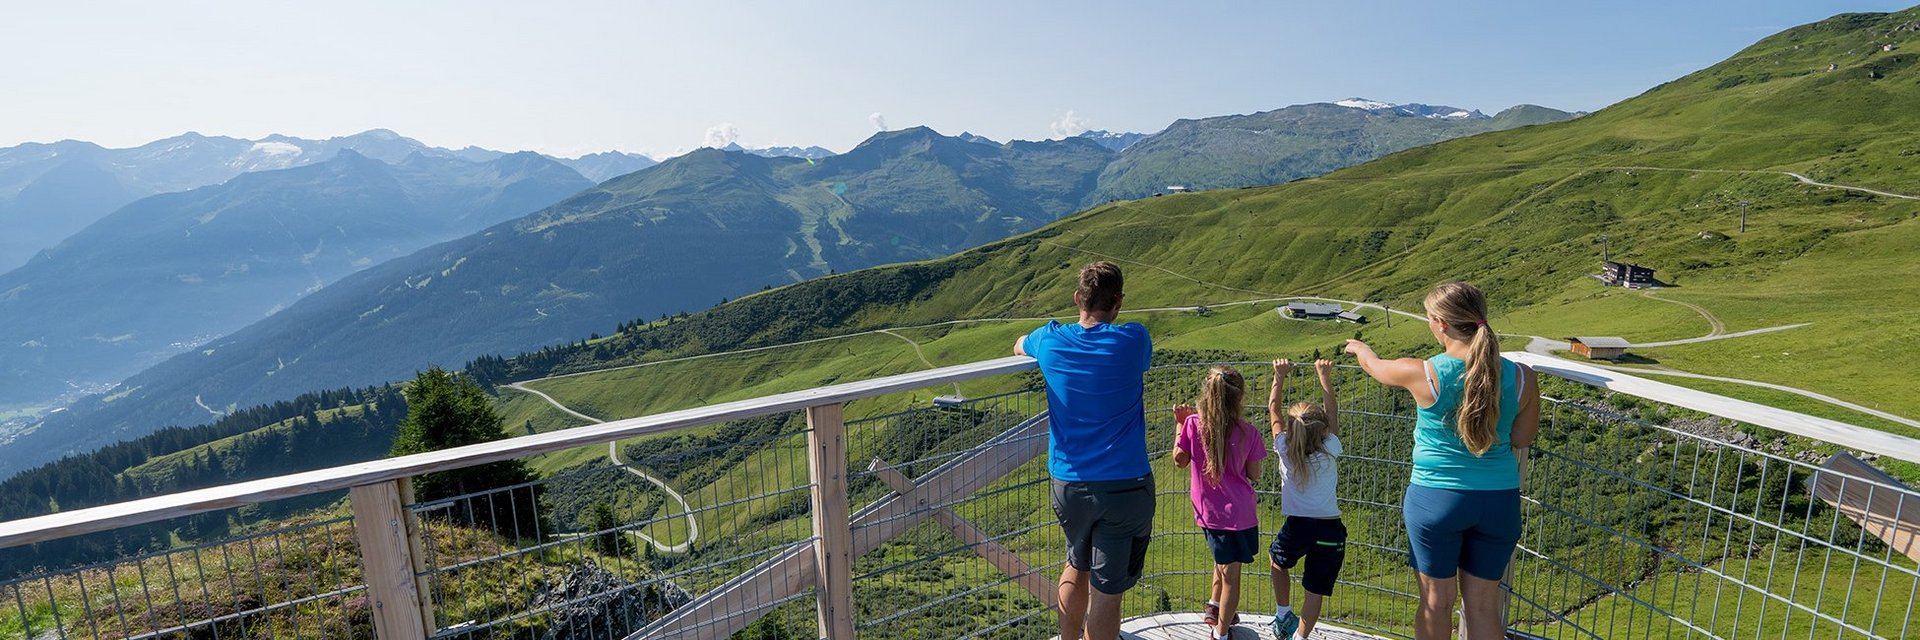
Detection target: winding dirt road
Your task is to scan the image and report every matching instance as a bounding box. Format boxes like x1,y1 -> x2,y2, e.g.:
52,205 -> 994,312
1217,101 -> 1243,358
506,381 -> 699,553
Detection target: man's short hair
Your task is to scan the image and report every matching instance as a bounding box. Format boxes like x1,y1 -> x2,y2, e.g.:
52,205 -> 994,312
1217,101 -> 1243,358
1077,261 -> 1124,313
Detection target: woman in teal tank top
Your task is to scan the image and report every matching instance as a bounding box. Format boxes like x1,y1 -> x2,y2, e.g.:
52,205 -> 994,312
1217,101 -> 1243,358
1343,282 -> 1540,640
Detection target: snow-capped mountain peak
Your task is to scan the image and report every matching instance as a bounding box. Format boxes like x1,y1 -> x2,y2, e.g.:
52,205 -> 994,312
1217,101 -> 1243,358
1334,98 -> 1396,111
1334,98 -> 1489,120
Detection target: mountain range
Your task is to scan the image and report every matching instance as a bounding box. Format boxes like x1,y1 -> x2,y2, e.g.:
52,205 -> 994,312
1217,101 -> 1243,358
0,130 -> 653,271
0,98 -> 1575,474
719,142 -> 837,159
556,151 -> 658,182
1086,99 -> 1578,202
1074,130 -> 1150,151
0,151 -> 595,410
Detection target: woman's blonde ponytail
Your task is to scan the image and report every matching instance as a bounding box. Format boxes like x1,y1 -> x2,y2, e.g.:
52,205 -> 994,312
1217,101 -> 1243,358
1425,282 -> 1502,455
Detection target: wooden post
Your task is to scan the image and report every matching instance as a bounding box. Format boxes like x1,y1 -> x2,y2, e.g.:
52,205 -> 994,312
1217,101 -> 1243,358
351,478 -> 433,639
806,404 -> 856,639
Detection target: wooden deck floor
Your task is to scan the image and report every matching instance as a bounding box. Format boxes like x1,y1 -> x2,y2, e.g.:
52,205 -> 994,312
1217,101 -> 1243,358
1060,612 -> 1388,639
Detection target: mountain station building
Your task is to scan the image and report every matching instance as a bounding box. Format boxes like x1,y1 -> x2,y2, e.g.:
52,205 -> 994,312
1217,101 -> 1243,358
1280,302 -> 1344,319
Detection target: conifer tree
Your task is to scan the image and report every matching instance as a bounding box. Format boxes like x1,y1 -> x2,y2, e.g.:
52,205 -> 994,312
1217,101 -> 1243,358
391,367 -> 543,537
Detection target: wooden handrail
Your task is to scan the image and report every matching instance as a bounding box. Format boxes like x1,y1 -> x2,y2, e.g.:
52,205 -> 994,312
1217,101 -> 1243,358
0,356 -> 1038,550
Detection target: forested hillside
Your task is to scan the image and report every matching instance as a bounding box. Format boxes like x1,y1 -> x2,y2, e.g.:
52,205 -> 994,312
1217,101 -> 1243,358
0,384 -> 403,576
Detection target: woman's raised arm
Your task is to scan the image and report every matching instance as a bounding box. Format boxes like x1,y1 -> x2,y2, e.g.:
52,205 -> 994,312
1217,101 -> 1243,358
1343,339 -> 1435,407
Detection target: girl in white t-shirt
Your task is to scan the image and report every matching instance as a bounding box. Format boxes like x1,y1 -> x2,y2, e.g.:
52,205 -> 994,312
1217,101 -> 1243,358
1267,359 -> 1345,640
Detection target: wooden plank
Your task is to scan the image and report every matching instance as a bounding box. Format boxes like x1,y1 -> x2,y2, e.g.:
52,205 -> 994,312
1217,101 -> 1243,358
351,479 -> 432,640
806,404 -> 856,640
1810,453 -> 1920,562
0,356 -> 1039,550
1506,353 -> 1920,465
628,411 -> 1050,640
869,460 -> 1057,607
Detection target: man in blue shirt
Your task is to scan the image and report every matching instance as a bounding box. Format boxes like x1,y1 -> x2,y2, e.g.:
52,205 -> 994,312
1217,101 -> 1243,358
1015,261 -> 1154,640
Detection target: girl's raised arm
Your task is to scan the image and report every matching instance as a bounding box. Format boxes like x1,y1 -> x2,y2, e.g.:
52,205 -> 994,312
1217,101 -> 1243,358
1172,404 -> 1195,468
1314,359 -> 1339,436
1268,359 -> 1294,437
1343,339 -> 1436,407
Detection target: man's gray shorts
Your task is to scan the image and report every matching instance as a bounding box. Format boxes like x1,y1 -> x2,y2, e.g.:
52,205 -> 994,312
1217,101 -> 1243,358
1051,474 -> 1155,595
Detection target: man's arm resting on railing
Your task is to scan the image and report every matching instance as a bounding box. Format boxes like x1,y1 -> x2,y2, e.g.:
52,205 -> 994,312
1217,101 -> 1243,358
1012,336 -> 1028,357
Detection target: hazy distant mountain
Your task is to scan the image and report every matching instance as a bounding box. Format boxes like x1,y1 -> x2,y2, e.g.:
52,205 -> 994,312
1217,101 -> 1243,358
0,131 -> 636,270
0,150 -> 592,412
1074,130 -> 1149,151
558,151 -> 658,182
957,132 -> 1000,145
15,129 -> 1112,463
719,142 -> 836,160
1085,99 -> 1576,203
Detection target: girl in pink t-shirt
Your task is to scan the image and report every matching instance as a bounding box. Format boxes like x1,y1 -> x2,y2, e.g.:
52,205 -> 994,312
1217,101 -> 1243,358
1173,365 -> 1268,640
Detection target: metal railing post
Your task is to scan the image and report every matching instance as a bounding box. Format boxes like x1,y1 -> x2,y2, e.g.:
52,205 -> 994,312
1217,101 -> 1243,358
351,478 -> 434,639
806,403 -> 856,639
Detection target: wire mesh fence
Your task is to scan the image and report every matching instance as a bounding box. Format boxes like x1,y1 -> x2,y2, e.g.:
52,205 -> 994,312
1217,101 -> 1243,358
1507,390 -> 1920,640
411,413 -> 819,640
1,503 -> 367,640
842,389 -> 1055,639
1132,362 -> 1421,639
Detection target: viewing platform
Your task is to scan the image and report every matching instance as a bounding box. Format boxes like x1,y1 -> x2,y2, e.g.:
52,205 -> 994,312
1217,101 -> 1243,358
1,353 -> 1916,639
1110,613 -> 1382,639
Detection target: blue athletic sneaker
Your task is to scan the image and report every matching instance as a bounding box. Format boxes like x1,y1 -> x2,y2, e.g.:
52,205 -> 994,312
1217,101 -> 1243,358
1272,611 -> 1300,638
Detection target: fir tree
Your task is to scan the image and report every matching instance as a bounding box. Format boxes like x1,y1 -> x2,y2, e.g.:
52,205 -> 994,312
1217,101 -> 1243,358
589,501 -> 622,557
391,367 -> 543,537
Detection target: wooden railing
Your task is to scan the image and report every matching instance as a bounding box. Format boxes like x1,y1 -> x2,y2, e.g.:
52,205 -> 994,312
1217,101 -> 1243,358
0,355 -> 1039,639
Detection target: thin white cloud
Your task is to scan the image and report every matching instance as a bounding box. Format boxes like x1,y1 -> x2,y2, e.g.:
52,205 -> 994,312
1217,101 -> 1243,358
1050,110 -> 1090,138
868,112 -> 888,131
703,123 -> 739,148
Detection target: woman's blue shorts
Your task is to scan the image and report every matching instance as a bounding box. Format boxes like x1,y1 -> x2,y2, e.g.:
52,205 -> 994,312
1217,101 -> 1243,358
1403,484 -> 1521,580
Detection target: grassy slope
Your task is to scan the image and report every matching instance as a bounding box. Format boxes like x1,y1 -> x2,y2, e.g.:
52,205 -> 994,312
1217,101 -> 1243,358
518,8 -> 1920,432
480,13 -> 1920,631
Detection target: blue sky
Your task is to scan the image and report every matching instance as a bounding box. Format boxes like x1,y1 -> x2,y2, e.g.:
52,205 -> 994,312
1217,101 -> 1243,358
2,1 -> 1911,157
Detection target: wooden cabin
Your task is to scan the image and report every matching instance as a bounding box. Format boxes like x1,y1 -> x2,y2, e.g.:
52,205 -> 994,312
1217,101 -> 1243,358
1602,261 -> 1657,288
1567,336 -> 1631,360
